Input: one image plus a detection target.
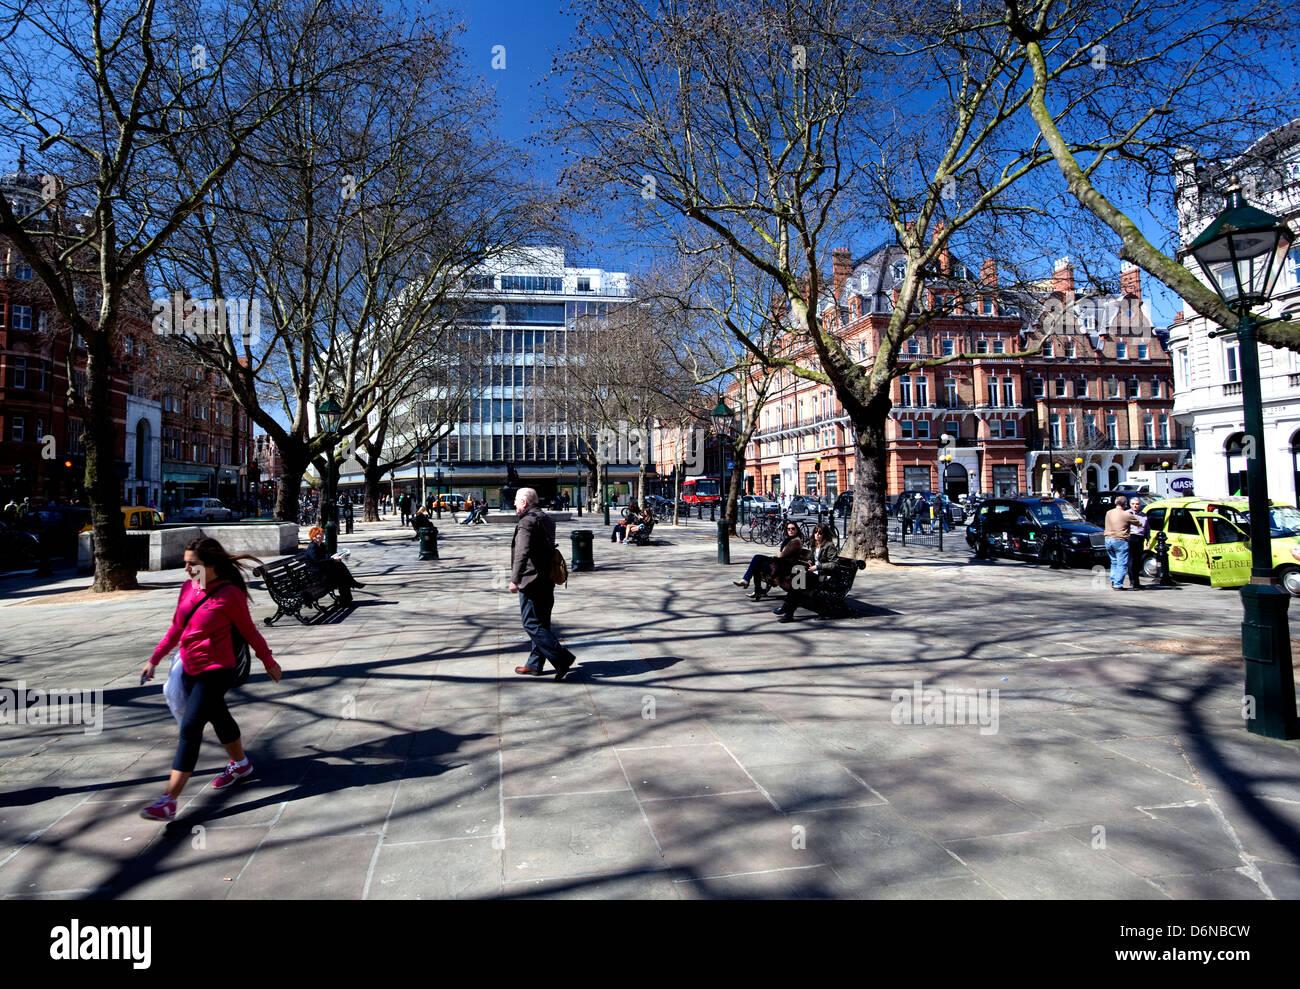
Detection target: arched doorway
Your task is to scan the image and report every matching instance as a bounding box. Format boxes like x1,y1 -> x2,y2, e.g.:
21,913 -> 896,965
1086,466 -> 1100,491
1108,465 -> 1121,489
1226,433 -> 1249,497
941,461 -> 969,499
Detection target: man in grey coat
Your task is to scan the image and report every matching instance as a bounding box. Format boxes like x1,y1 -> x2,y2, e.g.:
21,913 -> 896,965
508,487 -> 576,680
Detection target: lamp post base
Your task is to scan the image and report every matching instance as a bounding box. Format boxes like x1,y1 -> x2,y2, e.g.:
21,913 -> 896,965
716,520 -> 730,565
325,520 -> 338,556
1241,583 -> 1300,740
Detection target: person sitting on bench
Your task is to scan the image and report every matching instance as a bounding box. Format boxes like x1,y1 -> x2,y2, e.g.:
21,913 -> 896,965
624,504 -> 653,544
297,526 -> 363,605
774,523 -> 835,622
733,521 -> 803,600
611,501 -> 641,543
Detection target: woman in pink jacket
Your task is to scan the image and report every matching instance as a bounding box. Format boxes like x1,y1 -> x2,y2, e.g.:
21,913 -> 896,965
138,538 -> 282,821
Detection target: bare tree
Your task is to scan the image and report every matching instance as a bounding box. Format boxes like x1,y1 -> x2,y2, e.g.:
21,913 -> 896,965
553,0 -> 1297,561
149,11 -> 566,523
0,0 -> 383,589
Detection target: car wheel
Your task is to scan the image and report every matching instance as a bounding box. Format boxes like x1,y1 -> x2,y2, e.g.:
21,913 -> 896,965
1141,553 -> 1160,579
1278,565 -> 1300,596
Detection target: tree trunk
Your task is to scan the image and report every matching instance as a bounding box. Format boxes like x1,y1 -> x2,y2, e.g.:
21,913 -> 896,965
846,410 -> 890,562
274,448 -> 308,523
726,453 -> 745,532
86,329 -> 138,591
363,463 -> 384,522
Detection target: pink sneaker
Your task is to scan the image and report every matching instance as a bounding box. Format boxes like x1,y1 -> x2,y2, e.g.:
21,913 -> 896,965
139,794 -> 176,821
211,760 -> 254,789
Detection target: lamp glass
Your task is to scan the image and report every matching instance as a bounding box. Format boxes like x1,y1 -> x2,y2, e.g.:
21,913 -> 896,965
1189,188 -> 1295,312
317,394 -> 343,434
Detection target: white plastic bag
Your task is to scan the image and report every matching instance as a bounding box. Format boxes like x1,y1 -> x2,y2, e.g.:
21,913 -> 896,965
163,651 -> 190,724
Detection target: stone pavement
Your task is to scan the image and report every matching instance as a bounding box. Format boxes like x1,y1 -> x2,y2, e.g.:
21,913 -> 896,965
2,513 -> 1299,899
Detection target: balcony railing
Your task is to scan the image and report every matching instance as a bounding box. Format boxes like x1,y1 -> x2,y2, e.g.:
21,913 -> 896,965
1223,381 -> 1243,397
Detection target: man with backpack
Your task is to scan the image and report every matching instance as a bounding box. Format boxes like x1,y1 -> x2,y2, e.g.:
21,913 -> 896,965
508,487 -> 575,680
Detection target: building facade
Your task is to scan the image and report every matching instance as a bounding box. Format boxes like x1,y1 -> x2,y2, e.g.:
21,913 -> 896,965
158,362 -> 256,516
340,246 -> 642,505
1169,120 -> 1300,503
737,245 -> 1185,503
0,154 -> 136,506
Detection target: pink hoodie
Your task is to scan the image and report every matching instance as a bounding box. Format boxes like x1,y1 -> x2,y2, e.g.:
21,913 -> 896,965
151,580 -> 275,676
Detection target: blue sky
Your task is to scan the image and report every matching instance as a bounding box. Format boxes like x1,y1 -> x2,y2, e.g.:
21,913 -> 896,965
440,0 -> 1199,324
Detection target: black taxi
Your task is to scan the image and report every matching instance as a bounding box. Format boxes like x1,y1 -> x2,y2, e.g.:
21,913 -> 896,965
966,496 -> 1107,568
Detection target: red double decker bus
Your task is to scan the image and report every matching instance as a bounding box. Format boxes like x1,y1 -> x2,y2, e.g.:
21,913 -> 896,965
682,476 -> 720,504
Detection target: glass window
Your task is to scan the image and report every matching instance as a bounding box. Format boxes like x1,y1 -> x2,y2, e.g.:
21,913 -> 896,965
1066,340 -> 1077,358
915,421 -> 930,438
944,379 -> 959,407
1049,413 -> 1060,445
1106,414 -> 1118,444
900,420 -> 913,439
992,339 -> 1005,353
989,419 -> 1002,438
1116,342 -> 1127,359
1002,379 -> 1015,406
942,339 -> 954,356
11,305 -> 33,330
1138,344 -> 1149,360
10,415 -> 24,442
976,339 -> 988,353
916,376 -> 929,406
982,297 -> 994,315
899,376 -> 912,406
1053,378 -> 1067,397
500,274 -> 562,294
1168,508 -> 1199,535
906,338 -> 919,355
1225,343 -> 1240,383
1031,378 -> 1045,398
1043,339 -> 1054,357
1004,419 -> 1017,438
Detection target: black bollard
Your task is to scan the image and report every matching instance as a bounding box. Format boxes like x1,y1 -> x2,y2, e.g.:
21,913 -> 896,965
716,519 -> 730,565
1155,530 -> 1175,586
419,525 -> 439,561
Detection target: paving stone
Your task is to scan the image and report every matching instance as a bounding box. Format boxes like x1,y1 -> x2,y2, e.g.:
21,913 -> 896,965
618,742 -> 756,801
368,836 -> 503,899
229,834 -> 378,898
638,790 -> 815,876
944,830 -> 1167,899
503,789 -> 664,881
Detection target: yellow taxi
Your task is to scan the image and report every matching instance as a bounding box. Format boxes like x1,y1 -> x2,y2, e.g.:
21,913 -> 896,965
431,493 -> 472,511
80,506 -> 166,533
1139,497 -> 1300,593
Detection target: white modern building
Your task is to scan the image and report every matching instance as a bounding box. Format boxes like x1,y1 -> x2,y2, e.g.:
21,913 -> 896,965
124,392 -> 161,508
339,246 -> 642,505
1170,120 -> 1300,503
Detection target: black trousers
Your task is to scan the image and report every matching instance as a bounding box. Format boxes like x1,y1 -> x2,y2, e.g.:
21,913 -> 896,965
1128,535 -> 1145,587
173,667 -> 241,772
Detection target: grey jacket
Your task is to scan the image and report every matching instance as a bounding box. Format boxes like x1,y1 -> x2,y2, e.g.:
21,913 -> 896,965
510,506 -> 556,590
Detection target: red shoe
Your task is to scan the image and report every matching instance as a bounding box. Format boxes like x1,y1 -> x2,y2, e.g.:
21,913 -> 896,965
211,760 -> 254,789
514,666 -> 545,676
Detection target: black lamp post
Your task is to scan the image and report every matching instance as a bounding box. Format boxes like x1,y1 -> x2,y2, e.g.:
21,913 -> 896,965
711,396 -> 736,561
574,461 -> 582,517
1189,181 -> 1297,739
317,393 -> 343,554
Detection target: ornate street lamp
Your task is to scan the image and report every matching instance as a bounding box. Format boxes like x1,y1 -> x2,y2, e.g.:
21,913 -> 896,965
711,396 -> 736,560
317,393 -> 343,553
1189,182 -> 1297,739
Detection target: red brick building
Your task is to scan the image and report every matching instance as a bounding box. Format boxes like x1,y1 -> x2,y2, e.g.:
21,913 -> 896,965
732,244 -> 1185,503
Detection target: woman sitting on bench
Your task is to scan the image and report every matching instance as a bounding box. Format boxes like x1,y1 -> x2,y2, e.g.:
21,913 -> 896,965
297,526 -> 363,605
733,521 -> 803,600
611,501 -> 641,543
774,523 -> 836,622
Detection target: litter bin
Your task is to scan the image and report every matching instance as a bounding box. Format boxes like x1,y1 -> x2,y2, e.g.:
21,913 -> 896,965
570,529 -> 594,572
418,525 -> 439,561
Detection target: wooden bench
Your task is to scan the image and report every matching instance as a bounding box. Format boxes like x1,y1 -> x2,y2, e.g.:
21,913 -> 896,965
253,556 -> 337,626
768,557 -> 865,618
627,517 -> 656,545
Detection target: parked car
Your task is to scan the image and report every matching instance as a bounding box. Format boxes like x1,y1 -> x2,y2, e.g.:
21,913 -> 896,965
23,506 -> 93,559
431,493 -> 472,511
81,506 -> 165,533
177,498 -> 234,522
740,494 -> 779,515
0,519 -> 42,571
1139,497 -> 1300,593
966,496 -> 1106,567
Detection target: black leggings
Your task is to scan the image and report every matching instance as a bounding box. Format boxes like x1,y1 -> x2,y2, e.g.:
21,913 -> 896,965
173,667 -> 241,773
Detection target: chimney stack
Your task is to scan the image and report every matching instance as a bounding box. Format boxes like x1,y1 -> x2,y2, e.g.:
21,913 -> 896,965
1052,256 -> 1075,298
832,247 -> 853,299
1119,260 -> 1141,299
